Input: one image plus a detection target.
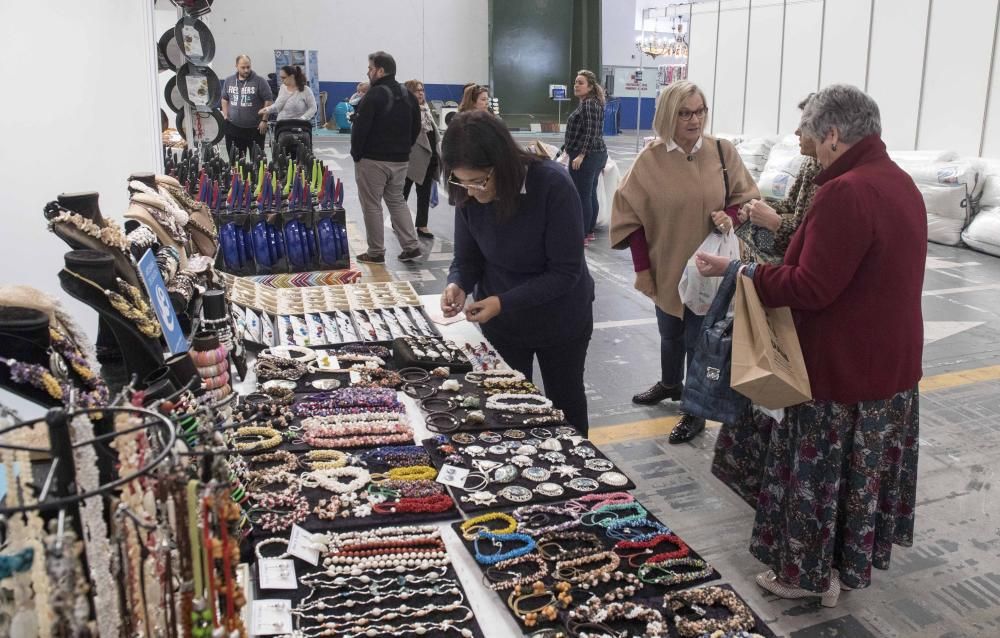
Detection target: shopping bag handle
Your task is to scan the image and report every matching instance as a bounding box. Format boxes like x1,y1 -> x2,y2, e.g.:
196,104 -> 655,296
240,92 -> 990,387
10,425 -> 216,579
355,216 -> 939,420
703,260 -> 741,327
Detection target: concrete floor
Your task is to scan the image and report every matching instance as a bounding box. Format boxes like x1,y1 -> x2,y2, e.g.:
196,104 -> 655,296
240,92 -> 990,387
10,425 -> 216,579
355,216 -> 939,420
315,133 -> 1000,637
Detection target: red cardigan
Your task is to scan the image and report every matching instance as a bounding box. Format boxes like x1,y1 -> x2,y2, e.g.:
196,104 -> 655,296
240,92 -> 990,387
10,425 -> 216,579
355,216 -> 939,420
754,135 -> 927,404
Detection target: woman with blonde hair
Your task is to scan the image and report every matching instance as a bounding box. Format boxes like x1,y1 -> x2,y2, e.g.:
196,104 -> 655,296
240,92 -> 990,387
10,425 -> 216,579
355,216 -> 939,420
565,69 -> 608,244
610,80 -> 759,443
459,84 -> 490,113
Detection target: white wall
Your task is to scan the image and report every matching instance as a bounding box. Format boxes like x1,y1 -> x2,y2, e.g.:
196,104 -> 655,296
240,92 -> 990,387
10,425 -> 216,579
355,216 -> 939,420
209,0 -> 489,85
685,0 -> 1000,156
0,0 -> 161,415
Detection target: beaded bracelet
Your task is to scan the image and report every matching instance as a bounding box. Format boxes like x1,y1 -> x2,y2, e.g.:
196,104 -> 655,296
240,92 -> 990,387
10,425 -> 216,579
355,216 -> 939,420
191,346 -> 227,367
245,450 -> 300,477
485,554 -> 549,591
372,493 -> 454,514
254,538 -> 290,560
566,492 -> 635,514
568,599 -> 667,638
513,504 -> 581,536
233,426 -> 283,451
485,393 -> 554,413
370,465 -> 437,482
536,531 -> 605,561
473,532 -> 536,566
251,492 -> 309,532
460,512 -> 518,540
605,518 -> 672,542
196,361 -> 228,378
302,431 -> 415,448
665,586 -> 756,638
615,533 -> 690,565
638,557 -> 714,586
580,502 -> 648,528
554,550 -> 621,584
506,581 -> 573,628
303,450 -> 348,470
203,371 -> 230,390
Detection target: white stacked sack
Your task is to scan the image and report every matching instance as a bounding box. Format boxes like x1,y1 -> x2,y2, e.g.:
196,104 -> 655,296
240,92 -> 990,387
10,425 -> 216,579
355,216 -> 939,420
961,158 -> 1000,256
757,134 -> 805,200
889,150 -> 983,246
736,136 -> 778,180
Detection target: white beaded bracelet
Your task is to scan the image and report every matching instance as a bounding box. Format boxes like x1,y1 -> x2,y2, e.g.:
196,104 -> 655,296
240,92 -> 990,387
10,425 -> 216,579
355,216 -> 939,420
255,537 -> 291,560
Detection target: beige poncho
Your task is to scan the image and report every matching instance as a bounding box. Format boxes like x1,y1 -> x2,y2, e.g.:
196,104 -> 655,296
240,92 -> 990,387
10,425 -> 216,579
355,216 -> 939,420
610,135 -> 759,318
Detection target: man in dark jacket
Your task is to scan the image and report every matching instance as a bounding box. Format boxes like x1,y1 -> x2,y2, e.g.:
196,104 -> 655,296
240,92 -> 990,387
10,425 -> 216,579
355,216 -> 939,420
350,51 -> 422,262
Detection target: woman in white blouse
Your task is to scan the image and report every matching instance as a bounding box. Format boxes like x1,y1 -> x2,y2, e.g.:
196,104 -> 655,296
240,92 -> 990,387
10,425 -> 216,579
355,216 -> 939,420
259,65 -> 317,121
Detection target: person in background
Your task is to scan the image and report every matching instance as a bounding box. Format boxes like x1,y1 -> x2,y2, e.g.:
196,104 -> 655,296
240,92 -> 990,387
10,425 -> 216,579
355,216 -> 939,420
350,50 -> 423,264
349,81 -> 370,107
259,65 -> 317,121
610,80 -> 758,444
221,55 -> 273,158
441,111 -> 595,434
711,93 -> 821,507
403,79 -> 440,239
458,84 -> 490,113
695,84 -> 925,606
565,70 -> 608,246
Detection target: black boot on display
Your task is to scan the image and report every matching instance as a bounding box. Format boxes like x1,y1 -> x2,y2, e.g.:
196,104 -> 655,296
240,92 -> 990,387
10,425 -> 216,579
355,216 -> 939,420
632,382 -> 683,405
669,413 -> 706,444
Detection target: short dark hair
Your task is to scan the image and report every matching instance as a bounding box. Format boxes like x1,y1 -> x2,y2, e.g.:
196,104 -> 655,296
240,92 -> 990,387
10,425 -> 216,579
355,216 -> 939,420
441,111 -> 540,221
367,51 -> 396,76
281,65 -> 306,91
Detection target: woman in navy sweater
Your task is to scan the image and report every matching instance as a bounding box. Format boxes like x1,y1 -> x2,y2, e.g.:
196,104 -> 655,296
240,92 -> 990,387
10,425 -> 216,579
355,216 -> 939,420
441,111 -> 596,433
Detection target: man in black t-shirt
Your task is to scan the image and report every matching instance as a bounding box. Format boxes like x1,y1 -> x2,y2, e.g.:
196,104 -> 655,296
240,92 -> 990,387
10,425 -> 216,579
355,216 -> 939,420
221,55 -> 273,160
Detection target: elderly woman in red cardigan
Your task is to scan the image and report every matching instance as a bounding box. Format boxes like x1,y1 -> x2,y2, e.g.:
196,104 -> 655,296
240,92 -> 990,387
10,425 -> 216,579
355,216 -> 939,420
696,84 -> 926,607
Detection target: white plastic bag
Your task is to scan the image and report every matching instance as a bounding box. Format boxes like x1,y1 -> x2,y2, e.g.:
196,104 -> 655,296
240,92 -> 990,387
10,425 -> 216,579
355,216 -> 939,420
678,230 -> 742,315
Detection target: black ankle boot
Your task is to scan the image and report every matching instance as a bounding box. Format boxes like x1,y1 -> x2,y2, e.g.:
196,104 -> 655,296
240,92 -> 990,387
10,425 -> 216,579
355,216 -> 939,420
669,414 -> 706,444
632,382 -> 683,405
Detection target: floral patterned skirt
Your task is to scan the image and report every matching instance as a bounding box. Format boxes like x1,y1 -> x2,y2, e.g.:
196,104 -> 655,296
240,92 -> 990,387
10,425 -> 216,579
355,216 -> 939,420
711,406 -> 778,509
747,387 -> 919,592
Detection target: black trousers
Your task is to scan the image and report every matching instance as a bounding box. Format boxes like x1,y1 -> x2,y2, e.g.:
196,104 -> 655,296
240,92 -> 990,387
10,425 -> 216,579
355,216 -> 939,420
403,158 -> 437,228
485,323 -> 593,435
225,121 -> 265,160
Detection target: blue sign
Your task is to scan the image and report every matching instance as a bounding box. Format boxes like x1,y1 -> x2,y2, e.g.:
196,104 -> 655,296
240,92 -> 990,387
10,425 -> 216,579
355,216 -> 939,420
138,249 -> 189,354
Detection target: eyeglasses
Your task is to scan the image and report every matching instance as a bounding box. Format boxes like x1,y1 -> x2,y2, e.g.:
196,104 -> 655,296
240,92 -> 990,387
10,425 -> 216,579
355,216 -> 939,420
678,107 -> 708,121
448,168 -> 494,192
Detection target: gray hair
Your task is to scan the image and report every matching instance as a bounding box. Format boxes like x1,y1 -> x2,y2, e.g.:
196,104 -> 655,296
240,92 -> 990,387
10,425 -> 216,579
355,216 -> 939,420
800,84 -> 881,144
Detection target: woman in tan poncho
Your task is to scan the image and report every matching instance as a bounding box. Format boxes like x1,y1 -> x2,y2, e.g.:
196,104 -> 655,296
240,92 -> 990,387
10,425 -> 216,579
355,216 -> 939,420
610,81 -> 758,443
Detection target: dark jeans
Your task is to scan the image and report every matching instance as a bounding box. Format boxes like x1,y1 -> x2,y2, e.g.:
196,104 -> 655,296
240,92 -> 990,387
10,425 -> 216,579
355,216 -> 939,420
487,325 -> 593,436
568,149 -> 608,235
657,305 -> 705,387
403,159 -> 437,228
225,121 -> 265,160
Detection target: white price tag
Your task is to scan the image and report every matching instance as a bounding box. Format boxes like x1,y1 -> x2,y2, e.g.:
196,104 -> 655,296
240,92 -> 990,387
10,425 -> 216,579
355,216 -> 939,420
258,559 -> 297,590
251,599 -> 293,635
349,371 -> 362,384
286,524 -> 320,566
436,464 -> 470,489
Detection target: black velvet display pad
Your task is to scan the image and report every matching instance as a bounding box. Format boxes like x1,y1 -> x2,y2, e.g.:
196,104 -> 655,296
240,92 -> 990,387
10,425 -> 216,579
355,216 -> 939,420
448,502 -> 723,634
251,558 -> 486,638
412,376 -> 574,434
421,432 -> 637,515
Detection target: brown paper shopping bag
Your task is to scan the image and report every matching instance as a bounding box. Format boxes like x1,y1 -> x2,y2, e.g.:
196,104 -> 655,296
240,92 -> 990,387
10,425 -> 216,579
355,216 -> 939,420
730,274 -> 812,408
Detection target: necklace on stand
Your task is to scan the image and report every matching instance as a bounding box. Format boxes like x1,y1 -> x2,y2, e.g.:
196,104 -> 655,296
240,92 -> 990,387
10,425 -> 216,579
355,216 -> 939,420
61,269 -> 162,338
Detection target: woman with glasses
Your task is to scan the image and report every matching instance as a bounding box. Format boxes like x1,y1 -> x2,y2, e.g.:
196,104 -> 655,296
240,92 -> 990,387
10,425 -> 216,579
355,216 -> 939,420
610,80 -> 758,444
440,111 -> 596,434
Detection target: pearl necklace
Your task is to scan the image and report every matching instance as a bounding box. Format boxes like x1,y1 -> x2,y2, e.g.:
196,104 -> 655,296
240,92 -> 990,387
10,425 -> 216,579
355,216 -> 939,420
302,467 -> 371,494
485,393 -> 554,413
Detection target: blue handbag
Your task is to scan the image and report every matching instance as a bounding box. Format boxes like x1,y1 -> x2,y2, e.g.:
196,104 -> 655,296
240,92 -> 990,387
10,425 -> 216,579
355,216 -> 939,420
680,260 -> 750,424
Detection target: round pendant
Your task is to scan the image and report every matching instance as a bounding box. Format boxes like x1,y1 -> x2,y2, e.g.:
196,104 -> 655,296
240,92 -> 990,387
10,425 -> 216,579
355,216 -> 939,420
522,466 -> 552,482
493,464 -> 518,483
568,478 -> 600,492
540,451 -> 567,464
534,482 -> 565,497
510,455 -> 534,468
515,445 -> 538,456
570,446 -> 596,459
598,471 -> 629,486
263,379 -> 297,391
311,378 -> 341,390
539,438 -> 563,451
479,431 -> 502,443
502,428 -> 527,439
584,458 -> 615,472
465,445 -> 486,458
498,485 -> 533,503
487,444 -> 509,456
451,432 -> 476,445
